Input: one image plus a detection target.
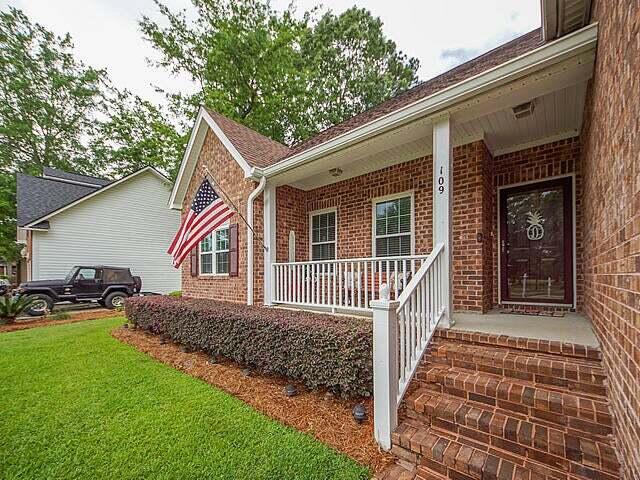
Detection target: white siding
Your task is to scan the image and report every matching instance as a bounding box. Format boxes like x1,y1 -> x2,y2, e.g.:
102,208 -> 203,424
32,171 -> 181,293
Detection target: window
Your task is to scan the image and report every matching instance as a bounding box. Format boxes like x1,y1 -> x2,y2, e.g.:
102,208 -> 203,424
374,195 -> 412,257
76,268 -> 98,281
199,226 -> 229,275
310,210 -> 336,261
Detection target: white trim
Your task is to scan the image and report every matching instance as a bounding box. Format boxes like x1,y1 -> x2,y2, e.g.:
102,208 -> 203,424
493,130 -> 580,156
41,174 -> 106,188
371,191 -> 415,257
308,207 -> 338,261
24,167 -> 170,228
198,223 -> 231,277
169,107 -> 258,210
262,24 -> 597,179
496,173 -> 577,308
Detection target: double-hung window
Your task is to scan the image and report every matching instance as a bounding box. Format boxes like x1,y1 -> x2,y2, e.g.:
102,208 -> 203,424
310,209 -> 336,261
199,226 -> 229,275
374,194 -> 413,257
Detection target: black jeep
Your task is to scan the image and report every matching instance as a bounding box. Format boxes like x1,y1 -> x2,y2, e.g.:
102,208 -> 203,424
15,266 -> 142,316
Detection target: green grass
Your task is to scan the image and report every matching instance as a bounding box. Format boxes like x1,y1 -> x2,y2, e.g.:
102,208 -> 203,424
0,318 -> 369,480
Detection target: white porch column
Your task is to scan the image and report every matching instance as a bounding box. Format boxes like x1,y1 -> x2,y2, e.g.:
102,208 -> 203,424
263,183 -> 277,305
372,286 -> 399,451
432,116 -> 453,328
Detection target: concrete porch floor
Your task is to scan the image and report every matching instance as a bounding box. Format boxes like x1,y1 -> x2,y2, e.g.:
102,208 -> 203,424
451,310 -> 599,347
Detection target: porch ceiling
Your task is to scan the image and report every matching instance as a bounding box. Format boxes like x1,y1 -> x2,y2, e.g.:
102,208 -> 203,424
273,48 -> 595,191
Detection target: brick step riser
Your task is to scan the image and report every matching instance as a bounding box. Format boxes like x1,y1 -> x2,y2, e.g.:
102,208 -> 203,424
423,352 -> 607,397
391,424 -> 613,480
432,331 -> 602,361
412,374 -> 613,438
403,408 -> 619,478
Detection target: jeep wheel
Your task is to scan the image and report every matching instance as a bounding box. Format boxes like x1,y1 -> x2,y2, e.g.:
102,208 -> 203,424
25,294 -> 54,317
105,291 -> 128,309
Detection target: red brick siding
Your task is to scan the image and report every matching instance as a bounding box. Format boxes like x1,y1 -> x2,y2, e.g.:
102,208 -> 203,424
274,141 -> 493,312
180,130 -> 264,304
492,137 -> 583,310
580,2 -> 640,477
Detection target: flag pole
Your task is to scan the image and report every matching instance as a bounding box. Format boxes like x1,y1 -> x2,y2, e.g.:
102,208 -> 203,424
202,166 -> 268,251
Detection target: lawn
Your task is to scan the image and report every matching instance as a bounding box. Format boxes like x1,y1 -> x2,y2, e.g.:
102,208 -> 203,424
0,318 -> 369,480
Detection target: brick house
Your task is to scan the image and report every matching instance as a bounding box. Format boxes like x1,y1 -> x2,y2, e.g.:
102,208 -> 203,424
169,1 -> 638,478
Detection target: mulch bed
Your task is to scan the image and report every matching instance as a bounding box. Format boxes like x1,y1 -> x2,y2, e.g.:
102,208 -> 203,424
112,326 -> 393,474
0,309 -> 121,333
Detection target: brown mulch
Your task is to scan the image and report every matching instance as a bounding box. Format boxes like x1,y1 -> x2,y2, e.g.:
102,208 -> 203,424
0,309 -> 121,333
112,326 -> 394,474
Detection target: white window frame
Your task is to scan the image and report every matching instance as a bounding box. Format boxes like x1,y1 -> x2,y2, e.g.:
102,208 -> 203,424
199,223 -> 230,277
308,207 -> 338,261
371,191 -> 415,257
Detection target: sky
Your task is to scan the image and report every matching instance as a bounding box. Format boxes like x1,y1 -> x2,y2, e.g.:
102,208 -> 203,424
4,0 -> 541,107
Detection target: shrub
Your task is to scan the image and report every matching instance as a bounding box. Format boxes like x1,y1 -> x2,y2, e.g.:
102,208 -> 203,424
48,311 -> 71,321
0,295 -> 40,324
126,296 -> 373,398
168,291 -> 182,297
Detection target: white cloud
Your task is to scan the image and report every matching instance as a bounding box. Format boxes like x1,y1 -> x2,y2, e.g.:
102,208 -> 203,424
2,0 -> 540,105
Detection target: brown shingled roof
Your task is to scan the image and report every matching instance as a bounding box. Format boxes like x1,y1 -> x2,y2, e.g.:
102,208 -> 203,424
205,108 -> 290,168
208,28 -> 545,169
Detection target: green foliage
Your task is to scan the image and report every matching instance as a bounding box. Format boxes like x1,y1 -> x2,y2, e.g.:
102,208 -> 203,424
92,89 -> 187,180
126,296 -> 373,397
46,310 -> 71,321
140,0 -> 419,144
0,318 -> 369,479
0,295 -> 38,323
168,290 -> 182,297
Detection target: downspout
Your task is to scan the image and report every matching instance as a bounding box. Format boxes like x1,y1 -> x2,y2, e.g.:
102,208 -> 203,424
246,175 -> 266,305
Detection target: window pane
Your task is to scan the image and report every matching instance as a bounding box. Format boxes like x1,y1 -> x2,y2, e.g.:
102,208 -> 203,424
201,253 -> 213,274
319,227 -> 328,242
312,242 -> 335,261
216,228 -> 229,251
399,197 -> 411,215
312,228 -> 320,243
77,268 -> 96,280
327,212 -> 335,227
216,252 -> 229,274
399,214 -> 411,233
200,234 -> 212,253
376,217 -> 386,236
376,237 -> 388,257
387,215 -> 399,234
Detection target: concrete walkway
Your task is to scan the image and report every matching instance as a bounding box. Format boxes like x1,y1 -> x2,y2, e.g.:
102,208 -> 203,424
451,310 -> 599,347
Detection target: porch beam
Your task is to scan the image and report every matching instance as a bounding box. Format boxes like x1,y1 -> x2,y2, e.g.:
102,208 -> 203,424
432,116 -> 453,328
263,183 -> 277,305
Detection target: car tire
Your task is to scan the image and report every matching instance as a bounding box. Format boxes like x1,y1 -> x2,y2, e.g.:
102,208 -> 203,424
25,294 -> 54,317
104,291 -> 128,309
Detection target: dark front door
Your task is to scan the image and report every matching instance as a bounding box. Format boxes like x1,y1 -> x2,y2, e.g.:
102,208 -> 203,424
500,177 -> 574,305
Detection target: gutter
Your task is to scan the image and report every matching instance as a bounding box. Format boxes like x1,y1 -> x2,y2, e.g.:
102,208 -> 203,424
246,174 -> 266,305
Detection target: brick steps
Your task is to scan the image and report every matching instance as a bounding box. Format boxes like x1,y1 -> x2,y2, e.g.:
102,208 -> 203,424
413,364 -> 613,438
427,340 -> 607,396
394,417 -> 617,480
376,330 -> 620,480
404,388 -> 619,478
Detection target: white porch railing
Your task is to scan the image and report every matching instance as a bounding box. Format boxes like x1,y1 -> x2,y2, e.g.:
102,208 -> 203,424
272,255 -> 429,312
372,243 -> 446,450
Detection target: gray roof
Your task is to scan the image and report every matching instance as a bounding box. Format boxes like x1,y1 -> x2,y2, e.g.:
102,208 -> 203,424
17,174 -> 101,227
42,167 -> 111,187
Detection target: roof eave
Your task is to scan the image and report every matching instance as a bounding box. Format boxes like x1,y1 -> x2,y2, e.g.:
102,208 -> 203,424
261,23 -> 597,179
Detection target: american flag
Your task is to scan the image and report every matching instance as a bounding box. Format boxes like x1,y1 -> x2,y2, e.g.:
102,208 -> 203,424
168,179 -> 234,268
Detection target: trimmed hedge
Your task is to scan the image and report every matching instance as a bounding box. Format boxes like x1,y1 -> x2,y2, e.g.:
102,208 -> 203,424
125,296 -> 373,398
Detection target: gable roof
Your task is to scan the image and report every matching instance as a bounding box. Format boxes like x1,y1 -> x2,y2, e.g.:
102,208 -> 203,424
205,109 -> 290,168
17,174 -> 101,227
18,167 -> 170,229
42,167 -> 111,187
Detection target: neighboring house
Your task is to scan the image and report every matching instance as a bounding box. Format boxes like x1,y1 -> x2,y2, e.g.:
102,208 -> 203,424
17,166 -> 181,294
169,1 -> 638,479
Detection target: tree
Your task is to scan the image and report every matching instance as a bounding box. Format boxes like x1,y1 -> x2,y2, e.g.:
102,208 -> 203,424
92,89 -> 187,180
0,7 -> 108,177
140,0 -> 419,144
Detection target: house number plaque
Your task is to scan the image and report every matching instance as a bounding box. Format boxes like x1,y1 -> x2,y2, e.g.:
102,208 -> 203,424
438,166 -> 446,194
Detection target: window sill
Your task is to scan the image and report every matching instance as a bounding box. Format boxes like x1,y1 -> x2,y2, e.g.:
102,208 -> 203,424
198,273 -> 230,278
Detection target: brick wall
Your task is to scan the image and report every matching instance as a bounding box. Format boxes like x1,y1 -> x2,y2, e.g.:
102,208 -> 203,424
274,141 -> 494,312
492,137 -> 583,310
580,2 -> 640,478
181,130 -> 264,304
